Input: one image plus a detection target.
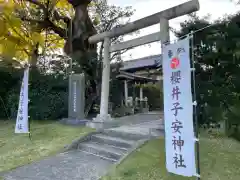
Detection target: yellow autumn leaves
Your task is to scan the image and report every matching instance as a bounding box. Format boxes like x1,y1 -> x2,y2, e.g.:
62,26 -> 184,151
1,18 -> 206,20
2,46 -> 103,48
1,0 -> 43,62
0,0 -> 73,62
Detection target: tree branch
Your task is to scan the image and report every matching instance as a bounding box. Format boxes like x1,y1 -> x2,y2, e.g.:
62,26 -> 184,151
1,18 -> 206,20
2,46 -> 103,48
24,0 -> 45,10
47,20 -> 67,38
110,48 -> 131,60
20,16 -> 67,38
21,0 -> 68,39
20,17 -> 45,24
52,8 -> 70,24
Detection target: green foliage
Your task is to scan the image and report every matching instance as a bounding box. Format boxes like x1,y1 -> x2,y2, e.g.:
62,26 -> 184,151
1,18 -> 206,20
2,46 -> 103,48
109,79 -> 124,109
4,67 -> 68,120
0,64 -> 22,118
109,61 -> 125,109
176,13 -> 240,127
133,83 -> 163,111
142,83 -> 163,111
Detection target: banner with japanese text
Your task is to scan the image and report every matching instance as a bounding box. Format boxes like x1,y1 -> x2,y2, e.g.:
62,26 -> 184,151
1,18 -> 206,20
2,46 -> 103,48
162,37 -> 196,177
15,66 -> 29,134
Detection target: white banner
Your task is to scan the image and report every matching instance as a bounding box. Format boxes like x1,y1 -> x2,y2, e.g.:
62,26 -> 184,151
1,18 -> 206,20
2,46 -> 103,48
15,66 -> 29,134
163,37 -> 196,177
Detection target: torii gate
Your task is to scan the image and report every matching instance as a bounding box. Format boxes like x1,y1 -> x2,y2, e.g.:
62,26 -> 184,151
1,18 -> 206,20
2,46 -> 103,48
87,0 -> 200,128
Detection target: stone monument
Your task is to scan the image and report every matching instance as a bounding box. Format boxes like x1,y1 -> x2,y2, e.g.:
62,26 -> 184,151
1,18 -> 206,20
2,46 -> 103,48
60,73 -> 87,125
68,74 -> 85,119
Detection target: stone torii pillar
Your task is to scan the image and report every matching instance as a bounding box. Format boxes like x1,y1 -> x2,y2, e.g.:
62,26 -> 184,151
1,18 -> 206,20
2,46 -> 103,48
98,37 -> 111,121
87,0 -> 200,128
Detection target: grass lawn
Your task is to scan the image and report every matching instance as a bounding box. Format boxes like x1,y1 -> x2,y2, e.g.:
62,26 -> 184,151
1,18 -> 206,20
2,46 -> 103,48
102,136 -> 240,180
0,120 -> 94,173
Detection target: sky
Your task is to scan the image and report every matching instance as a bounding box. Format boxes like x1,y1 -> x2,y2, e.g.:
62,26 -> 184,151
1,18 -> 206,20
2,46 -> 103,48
108,0 -> 240,60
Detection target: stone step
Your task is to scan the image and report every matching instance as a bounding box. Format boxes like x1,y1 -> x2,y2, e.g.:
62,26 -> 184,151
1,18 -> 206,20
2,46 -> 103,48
91,134 -> 135,148
78,142 -> 127,162
77,149 -> 118,163
102,129 -> 148,141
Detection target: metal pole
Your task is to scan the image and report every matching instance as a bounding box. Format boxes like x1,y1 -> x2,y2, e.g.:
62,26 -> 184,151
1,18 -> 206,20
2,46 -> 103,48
69,19 -> 73,75
68,20 -> 73,119
190,31 -> 201,180
25,63 -> 32,141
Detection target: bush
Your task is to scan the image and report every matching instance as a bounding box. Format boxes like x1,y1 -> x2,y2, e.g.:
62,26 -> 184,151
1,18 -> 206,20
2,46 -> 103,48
0,66 -> 22,119
133,83 -> 163,111
142,83 -> 163,111
6,69 -> 68,121
231,131 -> 240,141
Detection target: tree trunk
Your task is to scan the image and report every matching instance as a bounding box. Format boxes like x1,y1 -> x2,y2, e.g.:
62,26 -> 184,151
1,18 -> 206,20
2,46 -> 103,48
66,0 -> 99,116
64,0 -> 97,56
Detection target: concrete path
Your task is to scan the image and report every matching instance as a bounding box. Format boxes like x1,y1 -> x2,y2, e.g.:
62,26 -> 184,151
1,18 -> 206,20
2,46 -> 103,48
2,113 -> 163,180
3,151 -> 111,180
109,120 -> 164,137
114,112 -> 163,126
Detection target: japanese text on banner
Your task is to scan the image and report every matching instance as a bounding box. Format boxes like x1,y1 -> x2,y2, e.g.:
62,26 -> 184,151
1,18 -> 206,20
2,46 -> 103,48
163,37 -> 196,177
15,66 -> 29,134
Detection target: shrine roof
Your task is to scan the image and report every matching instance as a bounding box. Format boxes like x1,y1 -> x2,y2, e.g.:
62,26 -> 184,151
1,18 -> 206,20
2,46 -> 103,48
116,71 -> 159,83
120,54 -> 162,72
